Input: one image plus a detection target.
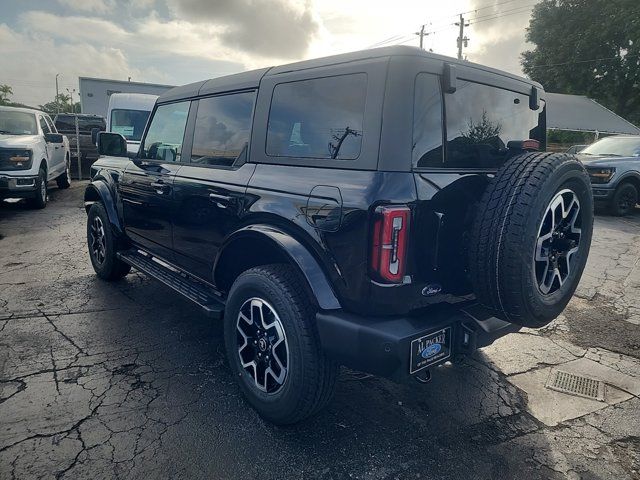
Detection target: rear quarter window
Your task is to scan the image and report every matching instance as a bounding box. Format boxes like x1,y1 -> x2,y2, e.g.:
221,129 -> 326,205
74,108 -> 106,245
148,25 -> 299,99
266,73 -> 367,160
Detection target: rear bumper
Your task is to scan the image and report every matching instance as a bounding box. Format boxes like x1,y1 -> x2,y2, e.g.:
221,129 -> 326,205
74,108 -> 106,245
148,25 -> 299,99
316,303 -> 520,381
0,174 -> 38,198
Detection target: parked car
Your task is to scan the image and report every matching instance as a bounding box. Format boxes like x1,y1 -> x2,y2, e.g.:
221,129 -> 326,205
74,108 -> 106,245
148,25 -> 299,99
106,93 -> 157,155
84,46 -> 594,424
54,113 -> 105,162
566,144 -> 587,154
0,106 -> 71,208
579,135 -> 640,215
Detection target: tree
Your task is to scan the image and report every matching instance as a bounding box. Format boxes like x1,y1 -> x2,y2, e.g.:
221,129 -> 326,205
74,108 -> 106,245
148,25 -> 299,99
521,0 -> 640,125
462,111 -> 502,144
0,84 -> 13,105
39,93 -> 80,115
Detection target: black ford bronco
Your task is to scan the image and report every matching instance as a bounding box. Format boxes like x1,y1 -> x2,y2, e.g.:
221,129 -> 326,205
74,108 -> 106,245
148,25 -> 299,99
85,46 -> 593,424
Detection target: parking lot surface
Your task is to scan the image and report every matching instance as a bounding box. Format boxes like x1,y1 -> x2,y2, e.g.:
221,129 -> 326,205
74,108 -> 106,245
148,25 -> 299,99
1,183 -> 639,480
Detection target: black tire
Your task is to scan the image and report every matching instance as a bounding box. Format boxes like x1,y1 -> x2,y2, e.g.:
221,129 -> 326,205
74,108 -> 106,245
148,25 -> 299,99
87,203 -> 131,281
56,157 -> 71,189
469,152 -> 593,328
27,167 -> 47,209
609,182 -> 638,216
224,264 -> 338,425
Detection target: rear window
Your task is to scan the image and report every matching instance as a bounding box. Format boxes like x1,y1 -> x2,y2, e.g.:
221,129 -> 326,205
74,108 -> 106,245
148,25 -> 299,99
110,109 -> 151,141
266,74 -> 367,160
413,78 -> 545,169
55,115 -> 106,133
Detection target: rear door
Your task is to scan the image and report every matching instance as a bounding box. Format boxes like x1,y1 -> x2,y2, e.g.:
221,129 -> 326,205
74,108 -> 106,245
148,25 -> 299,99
171,91 -> 257,281
38,114 -> 64,176
119,100 -> 191,260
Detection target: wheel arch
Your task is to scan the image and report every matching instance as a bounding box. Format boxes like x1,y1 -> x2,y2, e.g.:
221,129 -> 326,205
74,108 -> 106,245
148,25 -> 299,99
84,180 -> 123,235
213,225 -> 341,311
616,173 -> 640,195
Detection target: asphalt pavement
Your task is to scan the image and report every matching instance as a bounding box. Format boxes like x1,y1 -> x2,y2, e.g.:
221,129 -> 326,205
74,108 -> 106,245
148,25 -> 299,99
1,182 -> 639,480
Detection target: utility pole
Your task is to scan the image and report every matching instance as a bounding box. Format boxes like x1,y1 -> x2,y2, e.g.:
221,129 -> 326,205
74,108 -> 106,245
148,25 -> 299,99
455,14 -> 470,60
415,24 -> 426,50
55,74 -> 60,114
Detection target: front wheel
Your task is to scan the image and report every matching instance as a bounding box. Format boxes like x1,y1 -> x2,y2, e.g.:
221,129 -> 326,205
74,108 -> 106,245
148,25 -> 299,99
56,157 -> 71,189
87,203 -> 131,281
27,167 -> 47,209
610,182 -> 638,216
224,264 -> 338,425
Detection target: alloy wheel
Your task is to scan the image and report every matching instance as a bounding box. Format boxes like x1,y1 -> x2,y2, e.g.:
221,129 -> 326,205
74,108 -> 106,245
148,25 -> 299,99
89,216 -> 107,265
236,297 -> 289,394
534,189 -> 582,295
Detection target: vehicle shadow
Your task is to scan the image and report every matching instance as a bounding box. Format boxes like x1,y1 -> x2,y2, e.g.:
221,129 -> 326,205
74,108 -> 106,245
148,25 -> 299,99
0,266 -> 561,480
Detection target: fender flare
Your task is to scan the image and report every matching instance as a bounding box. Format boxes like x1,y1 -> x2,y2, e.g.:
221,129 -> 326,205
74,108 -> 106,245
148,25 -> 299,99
84,179 -> 123,235
215,224 -> 342,310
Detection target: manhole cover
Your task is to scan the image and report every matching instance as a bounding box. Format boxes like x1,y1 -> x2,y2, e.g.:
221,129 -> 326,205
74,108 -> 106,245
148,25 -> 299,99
545,370 -> 606,401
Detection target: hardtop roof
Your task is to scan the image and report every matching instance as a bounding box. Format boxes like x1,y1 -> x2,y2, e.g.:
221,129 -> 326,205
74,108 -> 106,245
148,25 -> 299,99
158,46 -> 542,103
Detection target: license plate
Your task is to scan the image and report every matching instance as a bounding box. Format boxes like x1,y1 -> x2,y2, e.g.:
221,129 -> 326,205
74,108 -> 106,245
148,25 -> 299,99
409,327 -> 452,374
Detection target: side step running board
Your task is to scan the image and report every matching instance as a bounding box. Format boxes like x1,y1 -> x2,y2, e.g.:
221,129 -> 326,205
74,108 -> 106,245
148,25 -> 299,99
117,249 -> 225,319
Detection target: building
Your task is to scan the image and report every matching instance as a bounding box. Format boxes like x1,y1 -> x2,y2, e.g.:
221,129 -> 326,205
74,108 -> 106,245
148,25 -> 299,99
546,92 -> 640,136
79,77 -> 174,118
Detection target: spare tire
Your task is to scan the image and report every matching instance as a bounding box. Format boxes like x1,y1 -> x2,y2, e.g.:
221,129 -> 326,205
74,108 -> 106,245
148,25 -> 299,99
469,152 -> 593,328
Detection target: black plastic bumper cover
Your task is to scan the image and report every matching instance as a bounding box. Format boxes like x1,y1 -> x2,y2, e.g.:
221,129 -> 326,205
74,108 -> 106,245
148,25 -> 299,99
316,303 -> 520,381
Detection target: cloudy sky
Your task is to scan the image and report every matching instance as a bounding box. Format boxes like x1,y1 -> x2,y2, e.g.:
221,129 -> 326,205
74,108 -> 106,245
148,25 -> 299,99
0,0 -> 534,107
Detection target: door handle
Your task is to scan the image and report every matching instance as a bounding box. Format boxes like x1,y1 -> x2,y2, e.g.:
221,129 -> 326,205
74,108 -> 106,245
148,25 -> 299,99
150,181 -> 171,194
209,192 -> 233,208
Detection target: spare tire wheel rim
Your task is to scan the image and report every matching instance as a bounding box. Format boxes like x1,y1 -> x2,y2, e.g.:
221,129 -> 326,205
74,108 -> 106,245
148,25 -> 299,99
534,188 -> 582,295
236,297 -> 289,394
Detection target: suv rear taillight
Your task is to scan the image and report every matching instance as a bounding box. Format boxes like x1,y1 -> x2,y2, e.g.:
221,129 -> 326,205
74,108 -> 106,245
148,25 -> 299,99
370,205 -> 411,283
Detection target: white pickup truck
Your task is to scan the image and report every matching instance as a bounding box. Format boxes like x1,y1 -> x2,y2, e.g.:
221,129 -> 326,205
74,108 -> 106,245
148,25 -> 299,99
0,106 -> 71,208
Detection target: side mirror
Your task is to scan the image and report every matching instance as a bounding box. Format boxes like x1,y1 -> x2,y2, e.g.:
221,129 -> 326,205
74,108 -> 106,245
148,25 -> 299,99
44,133 -> 64,144
443,63 -> 457,94
530,86 -> 540,111
97,132 -> 128,157
91,128 -> 100,146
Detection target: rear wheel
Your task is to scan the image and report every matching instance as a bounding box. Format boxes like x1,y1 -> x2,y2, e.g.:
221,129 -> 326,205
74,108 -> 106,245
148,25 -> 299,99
87,203 -> 131,281
469,153 -> 594,328
27,167 -> 47,209
224,264 -> 338,425
609,182 -> 637,216
56,157 -> 71,189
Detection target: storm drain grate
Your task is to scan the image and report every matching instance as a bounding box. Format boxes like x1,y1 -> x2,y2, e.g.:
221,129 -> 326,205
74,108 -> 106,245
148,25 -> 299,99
545,370 -> 606,402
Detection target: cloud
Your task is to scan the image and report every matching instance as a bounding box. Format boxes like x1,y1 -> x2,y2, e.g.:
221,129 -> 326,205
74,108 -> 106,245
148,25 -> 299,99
0,24 -> 143,107
167,0 -> 320,58
463,0 -> 533,75
56,0 -> 116,14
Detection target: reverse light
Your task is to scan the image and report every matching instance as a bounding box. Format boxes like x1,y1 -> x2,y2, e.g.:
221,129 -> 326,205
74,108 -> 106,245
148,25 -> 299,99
370,205 -> 411,283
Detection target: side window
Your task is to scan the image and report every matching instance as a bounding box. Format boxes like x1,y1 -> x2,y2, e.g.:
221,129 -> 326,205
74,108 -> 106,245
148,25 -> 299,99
44,116 -> 56,133
443,81 -> 544,169
39,115 -> 51,134
266,73 -> 367,160
141,101 -> 190,162
191,91 -> 255,167
413,73 -> 444,168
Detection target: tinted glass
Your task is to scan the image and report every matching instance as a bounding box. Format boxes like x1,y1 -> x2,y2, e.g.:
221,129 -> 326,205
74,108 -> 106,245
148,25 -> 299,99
0,111 -> 38,135
266,74 -> 366,160
141,102 -> 190,162
431,81 -> 545,169
39,115 -> 51,134
44,115 -> 56,133
55,115 -> 106,133
581,136 -> 640,157
111,109 -> 151,141
413,73 -> 444,168
191,92 -> 255,167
